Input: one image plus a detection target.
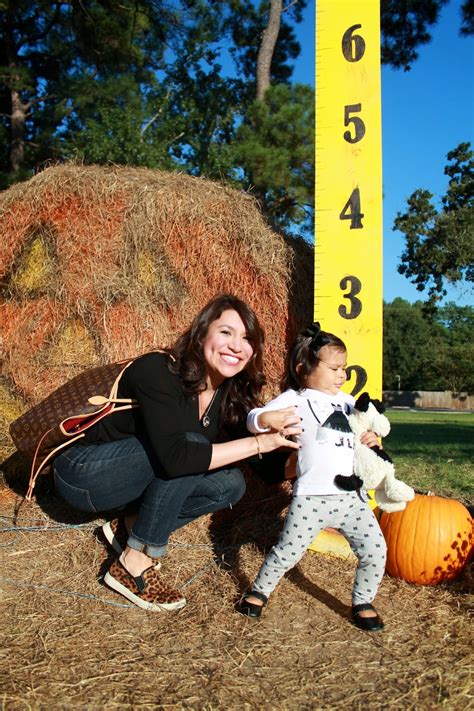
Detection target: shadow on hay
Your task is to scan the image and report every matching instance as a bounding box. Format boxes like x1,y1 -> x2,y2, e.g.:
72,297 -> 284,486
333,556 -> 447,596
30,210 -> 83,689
207,457 -> 352,620
286,567 -> 352,619
2,446 -> 353,619
207,466 -> 291,592
1,452 -> 99,526
283,234 -> 314,352
1,451 -> 141,585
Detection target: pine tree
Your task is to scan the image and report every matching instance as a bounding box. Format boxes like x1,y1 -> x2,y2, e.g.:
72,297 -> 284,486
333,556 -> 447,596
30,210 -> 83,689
395,143 -> 474,308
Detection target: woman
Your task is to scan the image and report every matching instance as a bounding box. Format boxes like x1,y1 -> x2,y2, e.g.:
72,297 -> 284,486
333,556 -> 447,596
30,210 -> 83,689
53,294 -> 301,612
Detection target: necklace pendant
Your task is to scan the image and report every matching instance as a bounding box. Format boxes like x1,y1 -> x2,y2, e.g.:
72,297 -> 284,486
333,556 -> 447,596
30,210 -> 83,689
200,387 -> 219,428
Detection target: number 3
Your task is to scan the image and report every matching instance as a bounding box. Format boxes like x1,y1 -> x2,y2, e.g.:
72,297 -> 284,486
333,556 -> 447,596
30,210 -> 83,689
338,275 -> 362,319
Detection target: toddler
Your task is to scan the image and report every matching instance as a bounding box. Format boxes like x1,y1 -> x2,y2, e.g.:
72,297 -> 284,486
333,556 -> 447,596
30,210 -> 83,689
238,322 -> 387,631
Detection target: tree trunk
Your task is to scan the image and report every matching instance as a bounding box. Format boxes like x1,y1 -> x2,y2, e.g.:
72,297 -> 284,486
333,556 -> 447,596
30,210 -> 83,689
256,0 -> 283,101
9,88 -> 27,176
6,0 -> 27,178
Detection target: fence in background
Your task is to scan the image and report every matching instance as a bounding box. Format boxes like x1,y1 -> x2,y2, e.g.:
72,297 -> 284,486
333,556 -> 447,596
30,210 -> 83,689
384,391 -> 473,411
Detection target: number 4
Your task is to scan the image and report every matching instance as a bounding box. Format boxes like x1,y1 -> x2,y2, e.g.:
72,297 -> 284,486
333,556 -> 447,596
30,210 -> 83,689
339,188 -> 364,229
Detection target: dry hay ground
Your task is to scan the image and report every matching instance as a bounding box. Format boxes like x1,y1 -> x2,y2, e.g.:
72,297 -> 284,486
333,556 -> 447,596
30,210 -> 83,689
1,452 -> 472,711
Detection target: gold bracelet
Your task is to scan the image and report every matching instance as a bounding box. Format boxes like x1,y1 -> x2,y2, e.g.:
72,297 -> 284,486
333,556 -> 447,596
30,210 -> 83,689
254,435 -> 263,460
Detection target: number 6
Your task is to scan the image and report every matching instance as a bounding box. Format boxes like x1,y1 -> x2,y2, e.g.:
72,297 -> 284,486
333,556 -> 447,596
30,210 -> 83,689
341,24 -> 366,62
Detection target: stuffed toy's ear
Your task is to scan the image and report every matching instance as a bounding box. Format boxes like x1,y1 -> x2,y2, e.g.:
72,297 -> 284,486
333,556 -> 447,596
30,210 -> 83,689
371,398 -> 386,414
354,392 -> 370,412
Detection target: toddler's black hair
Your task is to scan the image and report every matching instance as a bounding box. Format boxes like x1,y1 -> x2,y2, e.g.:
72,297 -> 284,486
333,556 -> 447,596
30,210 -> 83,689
282,322 -> 347,391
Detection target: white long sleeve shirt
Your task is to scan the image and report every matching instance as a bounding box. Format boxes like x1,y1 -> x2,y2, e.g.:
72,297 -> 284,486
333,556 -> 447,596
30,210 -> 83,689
247,388 -> 355,496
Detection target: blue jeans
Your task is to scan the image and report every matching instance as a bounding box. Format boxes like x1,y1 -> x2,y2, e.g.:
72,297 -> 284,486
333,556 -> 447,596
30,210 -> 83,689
53,434 -> 246,557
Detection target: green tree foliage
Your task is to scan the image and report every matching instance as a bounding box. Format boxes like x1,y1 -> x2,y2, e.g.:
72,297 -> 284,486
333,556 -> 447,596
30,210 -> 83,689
383,299 -> 474,392
156,24 -> 246,179
226,0 -> 305,94
0,0 -> 173,185
394,143 -> 474,308
381,0 -> 473,70
381,0 -> 449,70
460,0 -> 474,35
0,0 -> 311,229
233,83 -> 314,230
63,75 -> 177,169
383,298 -> 437,390
0,0 -> 472,232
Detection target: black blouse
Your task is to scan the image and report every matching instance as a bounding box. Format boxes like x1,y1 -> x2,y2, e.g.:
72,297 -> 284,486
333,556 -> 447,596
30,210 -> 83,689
83,352 -> 223,479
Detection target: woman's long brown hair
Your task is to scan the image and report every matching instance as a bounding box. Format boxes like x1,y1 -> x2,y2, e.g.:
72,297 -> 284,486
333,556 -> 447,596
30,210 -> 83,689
168,294 -> 266,425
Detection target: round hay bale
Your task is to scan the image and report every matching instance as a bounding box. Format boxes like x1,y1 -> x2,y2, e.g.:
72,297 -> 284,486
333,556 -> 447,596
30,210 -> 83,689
0,164 -> 313,409
0,378 -> 26,447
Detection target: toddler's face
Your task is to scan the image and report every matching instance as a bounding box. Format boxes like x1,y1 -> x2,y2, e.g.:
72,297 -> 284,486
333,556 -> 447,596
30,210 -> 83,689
305,345 -> 347,395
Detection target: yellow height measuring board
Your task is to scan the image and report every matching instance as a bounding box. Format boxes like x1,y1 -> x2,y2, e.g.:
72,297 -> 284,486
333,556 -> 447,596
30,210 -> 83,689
315,0 -> 383,399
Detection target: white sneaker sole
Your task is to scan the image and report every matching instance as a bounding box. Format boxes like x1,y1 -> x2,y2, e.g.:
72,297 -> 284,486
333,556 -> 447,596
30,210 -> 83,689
103,571 -> 187,612
102,521 -> 124,554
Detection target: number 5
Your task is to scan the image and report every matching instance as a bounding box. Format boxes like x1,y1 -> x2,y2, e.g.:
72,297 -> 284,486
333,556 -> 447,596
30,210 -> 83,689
344,104 -> 365,144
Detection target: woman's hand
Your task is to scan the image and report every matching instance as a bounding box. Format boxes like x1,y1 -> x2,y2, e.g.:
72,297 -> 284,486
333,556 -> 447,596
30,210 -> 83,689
359,430 -> 381,448
255,424 -> 302,455
209,419 -> 301,470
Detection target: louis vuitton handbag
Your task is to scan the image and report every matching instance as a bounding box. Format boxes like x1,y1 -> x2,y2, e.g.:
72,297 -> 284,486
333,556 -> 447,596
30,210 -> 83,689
9,358 -> 139,500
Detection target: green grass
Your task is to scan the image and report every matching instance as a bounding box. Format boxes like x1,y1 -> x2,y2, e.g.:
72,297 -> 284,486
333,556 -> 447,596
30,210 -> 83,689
384,409 -> 474,501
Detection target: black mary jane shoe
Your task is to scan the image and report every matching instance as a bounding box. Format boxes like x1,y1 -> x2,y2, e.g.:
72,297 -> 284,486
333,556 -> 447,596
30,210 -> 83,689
237,590 -> 268,618
352,603 -> 384,632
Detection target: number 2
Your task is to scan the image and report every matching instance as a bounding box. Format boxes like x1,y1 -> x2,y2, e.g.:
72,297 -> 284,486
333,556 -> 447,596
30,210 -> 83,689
346,365 -> 367,397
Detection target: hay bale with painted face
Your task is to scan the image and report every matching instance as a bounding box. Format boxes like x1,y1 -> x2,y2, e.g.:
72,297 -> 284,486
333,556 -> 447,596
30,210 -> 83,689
0,163 -> 312,413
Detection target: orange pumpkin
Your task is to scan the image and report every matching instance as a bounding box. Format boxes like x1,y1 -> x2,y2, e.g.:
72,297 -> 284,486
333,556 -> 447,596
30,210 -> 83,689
379,493 -> 473,585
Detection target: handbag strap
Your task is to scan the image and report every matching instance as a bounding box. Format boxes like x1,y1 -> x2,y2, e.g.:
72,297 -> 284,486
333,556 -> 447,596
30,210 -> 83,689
25,359 -> 139,501
26,431 -> 86,501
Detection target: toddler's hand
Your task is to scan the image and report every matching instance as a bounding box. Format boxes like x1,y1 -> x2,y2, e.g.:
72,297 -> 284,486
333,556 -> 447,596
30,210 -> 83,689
258,406 -> 301,435
360,430 -> 381,448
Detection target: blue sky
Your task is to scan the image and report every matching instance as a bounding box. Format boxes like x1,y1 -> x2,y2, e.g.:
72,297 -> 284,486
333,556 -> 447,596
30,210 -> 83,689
292,0 -> 473,306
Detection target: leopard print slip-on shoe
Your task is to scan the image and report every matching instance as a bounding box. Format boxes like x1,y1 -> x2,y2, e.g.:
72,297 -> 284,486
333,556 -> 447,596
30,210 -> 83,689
103,558 -> 186,612
101,518 -> 129,554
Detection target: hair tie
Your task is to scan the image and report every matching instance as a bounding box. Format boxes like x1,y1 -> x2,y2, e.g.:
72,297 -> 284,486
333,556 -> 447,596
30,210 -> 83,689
303,321 -> 331,352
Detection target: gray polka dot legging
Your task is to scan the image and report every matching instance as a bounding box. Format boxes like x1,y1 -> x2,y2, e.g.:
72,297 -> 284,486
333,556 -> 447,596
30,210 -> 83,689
252,492 -> 387,606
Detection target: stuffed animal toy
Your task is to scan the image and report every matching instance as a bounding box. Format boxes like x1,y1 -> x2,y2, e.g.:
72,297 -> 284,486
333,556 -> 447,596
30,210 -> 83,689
334,392 -> 415,512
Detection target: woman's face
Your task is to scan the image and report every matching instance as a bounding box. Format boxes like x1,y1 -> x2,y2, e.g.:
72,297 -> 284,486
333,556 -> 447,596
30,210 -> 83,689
202,309 -> 254,388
